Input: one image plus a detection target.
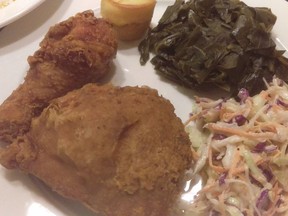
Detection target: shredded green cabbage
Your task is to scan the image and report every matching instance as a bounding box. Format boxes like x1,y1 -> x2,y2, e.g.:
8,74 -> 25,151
184,77 -> 288,216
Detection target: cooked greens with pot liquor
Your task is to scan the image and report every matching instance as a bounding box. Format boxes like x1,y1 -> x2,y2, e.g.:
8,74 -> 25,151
139,0 -> 288,96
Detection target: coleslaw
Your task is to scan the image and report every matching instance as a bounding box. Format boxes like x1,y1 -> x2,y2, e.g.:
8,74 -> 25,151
184,77 -> 288,216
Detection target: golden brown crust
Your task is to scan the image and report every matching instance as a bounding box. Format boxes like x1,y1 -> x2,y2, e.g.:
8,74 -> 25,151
0,84 -> 192,216
0,11 -> 117,143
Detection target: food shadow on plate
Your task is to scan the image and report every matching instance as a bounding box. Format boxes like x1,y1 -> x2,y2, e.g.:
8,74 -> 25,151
154,71 -> 230,100
106,59 -> 132,87
1,169 -> 96,215
98,62 -> 118,85
117,39 -> 144,51
29,175 -> 98,216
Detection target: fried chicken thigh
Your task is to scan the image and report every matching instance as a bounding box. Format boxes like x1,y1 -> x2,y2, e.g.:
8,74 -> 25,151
0,84 -> 192,216
0,11 -> 117,143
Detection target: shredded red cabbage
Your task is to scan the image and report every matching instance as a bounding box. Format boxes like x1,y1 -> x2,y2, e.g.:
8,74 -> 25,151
276,198 -> 284,208
258,165 -> 273,182
249,174 -> 263,188
237,88 -> 249,103
256,189 -> 269,211
252,142 -> 267,153
253,142 -> 277,153
276,99 -> 288,108
212,134 -> 227,140
234,115 -> 248,126
210,210 -> 221,216
264,145 -> 277,153
218,172 -> 227,186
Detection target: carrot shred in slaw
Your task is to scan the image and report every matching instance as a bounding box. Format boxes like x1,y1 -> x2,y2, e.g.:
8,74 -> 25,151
184,77 -> 288,216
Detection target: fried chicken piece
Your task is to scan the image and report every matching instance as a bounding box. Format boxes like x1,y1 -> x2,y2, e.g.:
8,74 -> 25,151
0,84 -> 192,216
0,11 -> 117,143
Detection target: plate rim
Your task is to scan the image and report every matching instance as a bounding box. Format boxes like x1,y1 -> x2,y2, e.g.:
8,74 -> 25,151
0,0 -> 46,28
0,0 -> 288,215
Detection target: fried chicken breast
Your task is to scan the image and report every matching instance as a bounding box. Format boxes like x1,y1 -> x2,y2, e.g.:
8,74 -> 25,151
0,84 -> 192,216
0,11 -> 117,143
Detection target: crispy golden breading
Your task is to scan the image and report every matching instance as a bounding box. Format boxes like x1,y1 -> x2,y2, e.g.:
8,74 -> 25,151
0,84 -> 192,216
0,11 -> 117,143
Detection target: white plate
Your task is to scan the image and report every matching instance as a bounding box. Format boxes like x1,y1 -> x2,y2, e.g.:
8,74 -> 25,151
0,0 -> 287,215
0,0 -> 45,28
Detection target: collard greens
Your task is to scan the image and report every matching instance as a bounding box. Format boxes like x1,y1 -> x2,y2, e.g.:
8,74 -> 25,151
139,0 -> 288,96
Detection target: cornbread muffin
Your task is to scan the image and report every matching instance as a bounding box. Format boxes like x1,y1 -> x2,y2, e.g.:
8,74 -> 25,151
101,0 -> 156,41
